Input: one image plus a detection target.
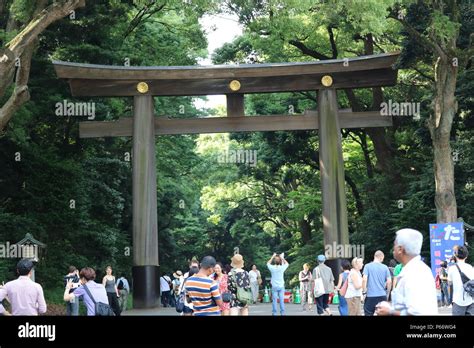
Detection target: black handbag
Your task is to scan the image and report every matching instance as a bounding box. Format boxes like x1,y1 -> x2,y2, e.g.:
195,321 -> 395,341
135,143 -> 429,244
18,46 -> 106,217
83,284 -> 115,316
222,292 -> 232,303
176,278 -> 188,313
455,264 -> 474,298
175,292 -> 186,313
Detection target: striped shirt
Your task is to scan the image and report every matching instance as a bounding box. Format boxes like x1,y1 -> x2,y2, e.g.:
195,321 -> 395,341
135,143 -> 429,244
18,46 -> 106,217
184,276 -> 221,316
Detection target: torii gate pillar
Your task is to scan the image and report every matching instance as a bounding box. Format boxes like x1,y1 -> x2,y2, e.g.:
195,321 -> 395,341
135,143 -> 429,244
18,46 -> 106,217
132,95 -> 160,308
318,88 -> 350,278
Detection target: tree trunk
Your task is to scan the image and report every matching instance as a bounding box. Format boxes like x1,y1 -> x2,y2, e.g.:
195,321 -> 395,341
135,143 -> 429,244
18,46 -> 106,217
357,131 -> 374,179
343,87 -> 399,180
345,174 -> 364,216
365,34 -> 399,181
365,127 -> 397,175
0,0 -> 7,16
298,219 -> 312,244
428,57 -> 458,223
0,0 -> 85,132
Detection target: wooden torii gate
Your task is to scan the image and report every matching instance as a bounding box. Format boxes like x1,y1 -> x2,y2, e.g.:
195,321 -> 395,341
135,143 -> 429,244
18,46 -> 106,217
53,52 -> 399,309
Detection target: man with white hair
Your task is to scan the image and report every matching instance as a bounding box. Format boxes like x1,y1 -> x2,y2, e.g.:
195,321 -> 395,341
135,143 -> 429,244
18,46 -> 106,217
375,228 -> 438,315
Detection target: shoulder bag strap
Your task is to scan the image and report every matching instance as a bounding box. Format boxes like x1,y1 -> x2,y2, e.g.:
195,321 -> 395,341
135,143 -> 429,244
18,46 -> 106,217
454,264 -> 469,301
455,264 -> 471,282
232,269 -> 239,288
82,284 -> 97,305
179,277 -> 187,294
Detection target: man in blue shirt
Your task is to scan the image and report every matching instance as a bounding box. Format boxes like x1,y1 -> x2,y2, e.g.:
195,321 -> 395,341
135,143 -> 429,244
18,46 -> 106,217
362,250 -> 392,316
267,253 -> 289,316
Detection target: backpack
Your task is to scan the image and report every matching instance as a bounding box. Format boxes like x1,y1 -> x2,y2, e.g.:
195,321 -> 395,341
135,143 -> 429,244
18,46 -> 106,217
454,264 -> 474,298
231,269 -> 252,305
83,284 -> 115,316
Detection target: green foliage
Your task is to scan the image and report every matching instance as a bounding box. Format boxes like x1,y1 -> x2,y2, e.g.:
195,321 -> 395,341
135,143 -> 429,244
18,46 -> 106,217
9,0 -> 35,23
429,10 -> 461,46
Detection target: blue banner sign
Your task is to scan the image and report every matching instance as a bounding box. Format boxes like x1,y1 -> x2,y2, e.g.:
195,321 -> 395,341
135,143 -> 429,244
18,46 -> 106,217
429,222 -> 464,278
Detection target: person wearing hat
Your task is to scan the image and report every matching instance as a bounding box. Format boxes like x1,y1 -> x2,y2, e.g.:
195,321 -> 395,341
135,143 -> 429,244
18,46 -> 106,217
0,259 -> 47,315
172,270 -> 183,303
228,254 -> 251,315
267,252 -> 289,316
312,254 -> 334,316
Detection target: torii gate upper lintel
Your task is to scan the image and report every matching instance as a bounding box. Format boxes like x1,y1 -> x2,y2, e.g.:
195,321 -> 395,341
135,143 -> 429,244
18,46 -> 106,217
53,52 -> 399,309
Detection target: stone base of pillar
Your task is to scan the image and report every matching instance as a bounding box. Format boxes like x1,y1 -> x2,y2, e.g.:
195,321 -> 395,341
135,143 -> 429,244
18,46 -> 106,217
132,265 -> 160,309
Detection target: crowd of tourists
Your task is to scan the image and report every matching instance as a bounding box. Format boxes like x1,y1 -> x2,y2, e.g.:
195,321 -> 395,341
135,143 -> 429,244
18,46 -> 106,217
329,229 -> 473,316
62,265 -> 129,316
0,228 -> 472,316
165,229 -> 473,316
171,254 -> 257,316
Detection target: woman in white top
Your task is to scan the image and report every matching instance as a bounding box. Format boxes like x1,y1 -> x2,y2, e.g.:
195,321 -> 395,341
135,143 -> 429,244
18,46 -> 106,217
345,258 -> 363,316
298,263 -> 313,311
248,265 -> 262,304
